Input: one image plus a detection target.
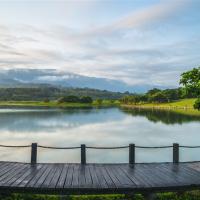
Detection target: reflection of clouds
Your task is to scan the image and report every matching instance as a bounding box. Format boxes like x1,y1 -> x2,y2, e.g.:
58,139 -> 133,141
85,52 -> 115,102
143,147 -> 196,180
0,108 -> 200,163
0,108 -> 124,132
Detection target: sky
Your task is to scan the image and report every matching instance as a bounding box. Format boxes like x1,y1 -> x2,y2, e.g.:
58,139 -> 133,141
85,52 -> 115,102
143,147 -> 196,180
0,0 -> 200,88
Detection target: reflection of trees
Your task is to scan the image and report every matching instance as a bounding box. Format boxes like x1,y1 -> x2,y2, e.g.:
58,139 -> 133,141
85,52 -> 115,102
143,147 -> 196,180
121,108 -> 200,125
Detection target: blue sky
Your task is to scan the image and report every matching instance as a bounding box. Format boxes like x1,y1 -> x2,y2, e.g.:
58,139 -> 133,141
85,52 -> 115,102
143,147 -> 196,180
0,0 -> 199,88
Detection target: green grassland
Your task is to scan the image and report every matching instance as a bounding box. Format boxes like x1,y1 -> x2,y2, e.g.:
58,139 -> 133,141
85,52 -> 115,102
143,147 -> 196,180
2,191 -> 200,200
122,98 -> 200,116
0,100 -> 120,109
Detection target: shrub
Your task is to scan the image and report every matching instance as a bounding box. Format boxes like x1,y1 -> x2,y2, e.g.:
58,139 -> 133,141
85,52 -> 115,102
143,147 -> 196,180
80,96 -> 93,103
57,96 -> 80,103
96,99 -> 103,105
194,98 -> 200,110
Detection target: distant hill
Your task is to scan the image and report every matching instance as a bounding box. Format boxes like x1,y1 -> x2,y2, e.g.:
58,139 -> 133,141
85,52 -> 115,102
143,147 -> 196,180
0,69 -> 164,93
0,86 -> 131,101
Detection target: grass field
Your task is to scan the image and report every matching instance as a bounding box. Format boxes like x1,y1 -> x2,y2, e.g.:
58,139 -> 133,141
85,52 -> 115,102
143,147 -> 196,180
2,191 -> 200,200
122,98 -> 200,116
0,100 -> 120,109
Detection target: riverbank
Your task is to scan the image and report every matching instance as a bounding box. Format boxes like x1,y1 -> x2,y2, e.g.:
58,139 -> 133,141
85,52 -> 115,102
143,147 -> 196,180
121,98 -> 200,116
0,100 -> 119,109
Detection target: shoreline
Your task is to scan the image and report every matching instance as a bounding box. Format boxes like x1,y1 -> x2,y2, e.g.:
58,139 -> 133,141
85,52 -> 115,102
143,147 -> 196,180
121,104 -> 200,117
0,101 -> 118,109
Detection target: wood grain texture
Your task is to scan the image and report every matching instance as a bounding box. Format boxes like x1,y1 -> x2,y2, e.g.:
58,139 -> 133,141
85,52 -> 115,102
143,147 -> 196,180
0,161 -> 200,195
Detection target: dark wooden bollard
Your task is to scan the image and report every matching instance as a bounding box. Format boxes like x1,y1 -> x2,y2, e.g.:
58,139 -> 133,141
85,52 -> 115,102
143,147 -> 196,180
81,144 -> 86,164
31,143 -> 37,164
173,143 -> 179,163
129,143 -> 135,164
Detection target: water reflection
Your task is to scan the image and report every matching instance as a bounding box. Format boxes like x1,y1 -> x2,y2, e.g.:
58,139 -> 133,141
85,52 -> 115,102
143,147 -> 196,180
0,108 -> 199,163
121,107 -> 200,124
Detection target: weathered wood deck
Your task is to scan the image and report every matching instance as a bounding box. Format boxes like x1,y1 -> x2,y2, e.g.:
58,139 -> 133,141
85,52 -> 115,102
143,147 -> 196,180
1,161 -> 200,195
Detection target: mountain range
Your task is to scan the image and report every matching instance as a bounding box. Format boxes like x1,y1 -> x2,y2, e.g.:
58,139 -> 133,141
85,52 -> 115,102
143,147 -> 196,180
0,69 -> 165,93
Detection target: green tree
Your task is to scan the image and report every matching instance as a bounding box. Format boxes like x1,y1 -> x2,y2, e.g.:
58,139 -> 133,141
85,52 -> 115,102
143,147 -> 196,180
150,92 -> 168,103
80,96 -> 93,103
57,96 -> 80,103
194,98 -> 200,110
163,89 -> 179,102
180,67 -> 200,96
180,67 -> 200,109
96,98 -> 103,105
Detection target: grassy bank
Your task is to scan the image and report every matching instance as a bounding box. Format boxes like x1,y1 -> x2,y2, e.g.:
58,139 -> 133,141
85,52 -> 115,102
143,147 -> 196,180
2,191 -> 200,200
121,98 -> 200,116
0,100 -> 120,109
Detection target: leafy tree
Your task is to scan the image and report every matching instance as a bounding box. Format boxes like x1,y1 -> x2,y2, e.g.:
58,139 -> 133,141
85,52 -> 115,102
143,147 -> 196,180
146,88 -> 161,96
180,67 -> 200,109
96,99 -> 103,105
150,92 -> 168,103
163,89 -> 179,102
180,67 -> 200,96
57,96 -> 80,103
194,98 -> 200,110
80,96 -> 93,103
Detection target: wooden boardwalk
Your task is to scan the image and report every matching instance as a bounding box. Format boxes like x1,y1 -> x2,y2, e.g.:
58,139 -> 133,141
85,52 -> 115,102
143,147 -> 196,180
1,161 -> 200,195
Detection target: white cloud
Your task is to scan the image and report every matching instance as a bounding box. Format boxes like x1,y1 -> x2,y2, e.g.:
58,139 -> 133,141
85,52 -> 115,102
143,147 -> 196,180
0,0 -> 199,88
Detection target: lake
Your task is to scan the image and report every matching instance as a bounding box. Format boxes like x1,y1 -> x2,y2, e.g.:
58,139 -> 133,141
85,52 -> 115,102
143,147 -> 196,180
0,108 -> 200,163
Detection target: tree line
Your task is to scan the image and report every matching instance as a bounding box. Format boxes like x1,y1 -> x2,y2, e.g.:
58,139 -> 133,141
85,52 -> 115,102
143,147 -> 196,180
0,86 -> 127,101
57,96 -> 93,104
120,67 -> 200,110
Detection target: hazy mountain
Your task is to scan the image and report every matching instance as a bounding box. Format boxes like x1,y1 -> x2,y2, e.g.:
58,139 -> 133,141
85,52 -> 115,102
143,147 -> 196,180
0,69 -> 163,93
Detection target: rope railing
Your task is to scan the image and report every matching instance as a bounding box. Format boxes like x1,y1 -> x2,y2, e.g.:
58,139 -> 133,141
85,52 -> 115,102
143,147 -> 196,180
38,145 -> 80,150
87,146 -> 129,149
1,143 -> 200,165
1,144 -> 200,149
180,145 -> 200,148
0,144 -> 31,148
135,145 -> 172,149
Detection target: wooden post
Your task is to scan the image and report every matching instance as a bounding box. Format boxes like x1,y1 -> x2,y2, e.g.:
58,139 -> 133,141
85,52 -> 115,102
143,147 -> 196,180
31,143 -> 37,165
173,143 -> 179,163
129,143 -> 135,164
81,144 -> 86,165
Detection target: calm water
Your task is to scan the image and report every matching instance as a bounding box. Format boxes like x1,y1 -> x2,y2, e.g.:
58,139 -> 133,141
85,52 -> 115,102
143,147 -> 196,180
0,108 -> 200,163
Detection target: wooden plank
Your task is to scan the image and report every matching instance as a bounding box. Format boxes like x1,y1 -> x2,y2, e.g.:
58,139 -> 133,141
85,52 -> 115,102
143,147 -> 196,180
0,163 -> 26,185
98,164 -> 116,188
56,164 -> 69,188
34,164 -> 55,188
84,165 -> 93,188
119,164 -> 154,187
41,164 -> 58,188
0,162 -> 16,178
141,164 -> 178,186
64,164 -> 74,188
104,165 -> 121,188
48,164 -> 64,188
15,164 -> 44,187
78,165 -> 86,188
110,164 -> 136,187
88,164 -> 101,188
147,163 -> 182,186
160,163 -> 199,184
118,164 -> 143,187
71,164 -> 79,188
26,164 -> 50,188
94,165 -> 108,188
4,164 -> 32,186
